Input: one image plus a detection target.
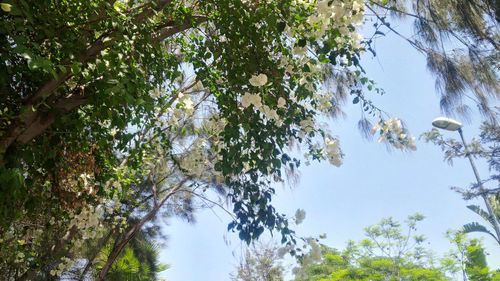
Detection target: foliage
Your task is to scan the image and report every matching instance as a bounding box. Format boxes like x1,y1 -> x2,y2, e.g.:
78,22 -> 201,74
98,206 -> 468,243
293,214 -> 451,281
5,0 -> 495,279
93,230 -> 168,281
422,120 -> 500,246
231,209 -> 308,281
236,215 -> 500,281
293,216 -> 500,281
1,0 -> 420,279
443,231 -> 500,281
366,0 -> 499,121
232,242 -> 286,281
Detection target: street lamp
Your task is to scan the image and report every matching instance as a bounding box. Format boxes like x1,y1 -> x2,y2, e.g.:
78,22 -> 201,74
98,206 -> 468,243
431,117 -> 463,131
432,117 -> 500,242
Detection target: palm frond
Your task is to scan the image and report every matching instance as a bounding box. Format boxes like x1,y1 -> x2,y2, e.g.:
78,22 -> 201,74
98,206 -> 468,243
467,205 -> 497,226
462,222 -> 499,243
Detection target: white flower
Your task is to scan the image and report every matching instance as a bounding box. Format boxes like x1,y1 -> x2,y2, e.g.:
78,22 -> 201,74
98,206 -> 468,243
299,117 -> 315,133
408,137 -> 417,151
299,76 -> 308,85
249,73 -> 268,87
324,137 -> 338,149
241,92 -> 253,108
183,97 -> 194,111
386,118 -> 403,134
352,0 -> 363,12
261,105 -> 279,121
324,137 -> 342,167
352,32 -> 364,49
317,0 -> 331,15
150,88 -> 161,98
277,97 -> 286,109
293,46 -> 306,56
241,92 -> 262,109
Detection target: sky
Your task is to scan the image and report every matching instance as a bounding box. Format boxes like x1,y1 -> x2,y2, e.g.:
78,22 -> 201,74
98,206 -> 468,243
158,17 -> 500,281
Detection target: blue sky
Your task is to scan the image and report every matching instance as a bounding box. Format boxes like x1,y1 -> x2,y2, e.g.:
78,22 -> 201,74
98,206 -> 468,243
159,19 -> 500,281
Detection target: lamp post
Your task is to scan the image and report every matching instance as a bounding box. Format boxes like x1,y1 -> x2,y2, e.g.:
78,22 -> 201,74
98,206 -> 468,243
432,117 -> 500,242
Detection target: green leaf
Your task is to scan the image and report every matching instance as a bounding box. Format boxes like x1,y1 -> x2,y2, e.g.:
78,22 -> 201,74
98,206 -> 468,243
467,205 -> 496,226
462,222 -> 498,242
277,21 -> 286,32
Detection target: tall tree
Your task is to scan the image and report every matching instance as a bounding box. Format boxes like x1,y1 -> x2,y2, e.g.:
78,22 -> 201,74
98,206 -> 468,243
2,0 -> 412,280
6,0 -> 496,279
366,0 -> 499,121
423,119 -> 500,246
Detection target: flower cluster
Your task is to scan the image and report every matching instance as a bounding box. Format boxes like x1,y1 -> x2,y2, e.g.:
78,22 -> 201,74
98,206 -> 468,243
323,137 -> 343,166
240,91 -> 283,125
241,92 -> 263,109
293,0 -> 365,50
49,257 -> 75,277
372,118 -> 417,151
68,205 -> 105,241
249,73 -> 268,87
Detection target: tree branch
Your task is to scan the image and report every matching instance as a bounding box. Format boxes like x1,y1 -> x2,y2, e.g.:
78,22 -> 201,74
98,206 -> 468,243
95,176 -> 190,281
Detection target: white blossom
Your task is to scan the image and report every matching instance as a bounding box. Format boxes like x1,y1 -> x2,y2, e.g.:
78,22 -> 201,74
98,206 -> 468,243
299,117 -> 315,134
277,97 -> 286,109
241,92 -> 263,109
249,73 -> 268,87
372,118 -> 417,151
324,137 -> 343,167
261,105 -> 279,121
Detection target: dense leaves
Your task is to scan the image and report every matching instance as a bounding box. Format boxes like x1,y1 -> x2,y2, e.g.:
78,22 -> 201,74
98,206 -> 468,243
0,0 -> 377,279
366,0 -> 499,121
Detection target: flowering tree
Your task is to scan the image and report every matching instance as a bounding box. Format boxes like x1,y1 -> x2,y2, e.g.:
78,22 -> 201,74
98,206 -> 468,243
0,0 -> 422,280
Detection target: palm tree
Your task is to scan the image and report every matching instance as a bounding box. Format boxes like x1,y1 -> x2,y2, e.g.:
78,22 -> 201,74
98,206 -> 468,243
93,229 -> 168,281
463,195 -> 500,246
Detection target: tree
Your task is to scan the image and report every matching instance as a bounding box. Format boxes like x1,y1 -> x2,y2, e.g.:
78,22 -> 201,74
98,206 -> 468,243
232,242 -> 286,281
234,216 -> 500,281
231,209 -> 306,281
443,231 -> 500,281
294,214 -> 451,281
366,0 -> 499,121
54,226 -> 169,281
92,230 -> 168,281
3,0 -> 416,280
423,120 -> 500,246
4,0 -> 496,279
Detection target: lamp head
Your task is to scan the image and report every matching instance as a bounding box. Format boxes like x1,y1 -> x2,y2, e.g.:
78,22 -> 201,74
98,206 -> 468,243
432,117 -> 462,131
